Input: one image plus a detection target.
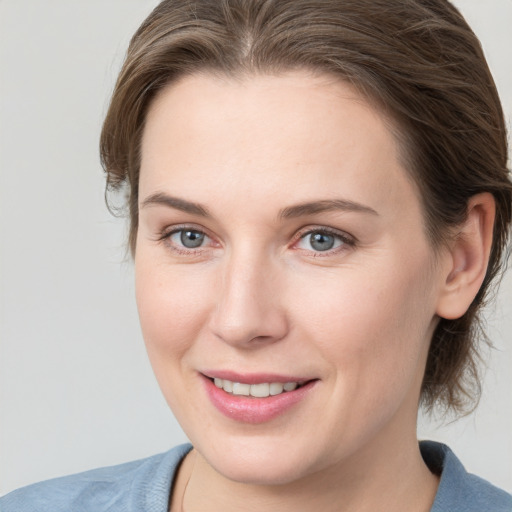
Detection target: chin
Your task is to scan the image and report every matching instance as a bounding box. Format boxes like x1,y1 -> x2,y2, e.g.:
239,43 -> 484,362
195,433 -> 325,486
212,455 -> 311,486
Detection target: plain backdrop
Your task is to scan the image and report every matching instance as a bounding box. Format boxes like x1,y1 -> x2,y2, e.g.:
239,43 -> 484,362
1,0 -> 511,497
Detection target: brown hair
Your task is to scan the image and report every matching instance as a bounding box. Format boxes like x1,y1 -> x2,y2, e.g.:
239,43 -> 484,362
100,0 -> 512,414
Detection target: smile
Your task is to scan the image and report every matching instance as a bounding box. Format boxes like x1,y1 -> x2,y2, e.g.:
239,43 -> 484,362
202,373 -> 317,423
214,378 -> 300,397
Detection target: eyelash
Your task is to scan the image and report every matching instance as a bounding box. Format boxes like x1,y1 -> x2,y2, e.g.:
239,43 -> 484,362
158,225 -> 356,256
158,224 -> 214,255
293,226 -> 356,256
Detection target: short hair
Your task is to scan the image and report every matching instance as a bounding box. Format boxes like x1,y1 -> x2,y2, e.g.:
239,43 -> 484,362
100,0 -> 512,414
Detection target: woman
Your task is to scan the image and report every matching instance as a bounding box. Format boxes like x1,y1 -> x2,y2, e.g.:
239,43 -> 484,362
2,0 -> 511,510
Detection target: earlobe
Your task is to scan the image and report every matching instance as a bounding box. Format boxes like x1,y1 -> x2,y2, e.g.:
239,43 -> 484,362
436,192 -> 495,320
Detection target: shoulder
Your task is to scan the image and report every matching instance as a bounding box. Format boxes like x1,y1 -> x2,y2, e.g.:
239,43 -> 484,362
0,443 -> 192,512
421,441 -> 512,512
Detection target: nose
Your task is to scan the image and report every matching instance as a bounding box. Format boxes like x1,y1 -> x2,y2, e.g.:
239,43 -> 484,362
209,251 -> 289,348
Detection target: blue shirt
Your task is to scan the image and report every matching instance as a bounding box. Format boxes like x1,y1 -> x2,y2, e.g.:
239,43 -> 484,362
1,442 -> 511,511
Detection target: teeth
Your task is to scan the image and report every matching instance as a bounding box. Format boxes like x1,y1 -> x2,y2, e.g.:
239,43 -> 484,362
232,382 -> 250,396
269,382 -> 284,395
250,383 -> 269,398
283,382 -> 298,391
212,378 -> 301,397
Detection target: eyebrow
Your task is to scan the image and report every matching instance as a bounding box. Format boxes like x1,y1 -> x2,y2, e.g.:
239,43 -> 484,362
140,192 -> 378,219
140,192 -> 211,217
279,199 -> 378,219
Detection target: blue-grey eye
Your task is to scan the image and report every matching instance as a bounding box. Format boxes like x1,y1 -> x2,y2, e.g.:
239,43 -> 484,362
297,230 -> 345,252
169,229 -> 206,248
309,232 -> 335,251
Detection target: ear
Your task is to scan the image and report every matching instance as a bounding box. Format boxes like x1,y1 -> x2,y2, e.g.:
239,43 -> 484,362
436,192 -> 495,320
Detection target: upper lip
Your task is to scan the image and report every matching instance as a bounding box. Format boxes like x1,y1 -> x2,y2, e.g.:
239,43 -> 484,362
201,370 -> 315,385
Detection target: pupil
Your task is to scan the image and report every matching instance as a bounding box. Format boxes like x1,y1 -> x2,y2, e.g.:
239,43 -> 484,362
310,232 -> 334,251
181,230 -> 204,248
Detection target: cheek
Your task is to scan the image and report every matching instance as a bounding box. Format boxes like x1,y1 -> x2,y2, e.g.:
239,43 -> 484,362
135,255 -> 213,364
134,256 -> 216,422
292,261 -> 436,394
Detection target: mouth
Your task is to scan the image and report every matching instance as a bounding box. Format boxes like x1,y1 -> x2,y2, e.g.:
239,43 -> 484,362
200,372 -> 318,423
210,377 -> 306,398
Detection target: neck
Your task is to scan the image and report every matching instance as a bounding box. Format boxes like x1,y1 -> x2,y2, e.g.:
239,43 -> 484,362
179,427 -> 438,512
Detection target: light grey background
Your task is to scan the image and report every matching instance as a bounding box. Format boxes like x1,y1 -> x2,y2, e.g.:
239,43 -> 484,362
0,0 -> 511,496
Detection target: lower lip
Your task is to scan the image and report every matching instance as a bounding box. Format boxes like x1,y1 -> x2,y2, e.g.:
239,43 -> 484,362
202,376 -> 317,424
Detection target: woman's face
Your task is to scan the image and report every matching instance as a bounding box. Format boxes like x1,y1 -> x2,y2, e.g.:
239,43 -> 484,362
136,71 -> 447,484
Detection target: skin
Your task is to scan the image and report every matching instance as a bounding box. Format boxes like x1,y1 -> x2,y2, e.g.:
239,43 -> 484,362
135,70 -> 494,512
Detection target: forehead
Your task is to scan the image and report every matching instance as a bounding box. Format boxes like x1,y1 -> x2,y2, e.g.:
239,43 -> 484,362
139,70 -> 422,223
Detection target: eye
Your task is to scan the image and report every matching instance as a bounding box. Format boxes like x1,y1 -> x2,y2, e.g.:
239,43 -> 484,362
295,229 -> 353,253
167,228 -> 210,250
